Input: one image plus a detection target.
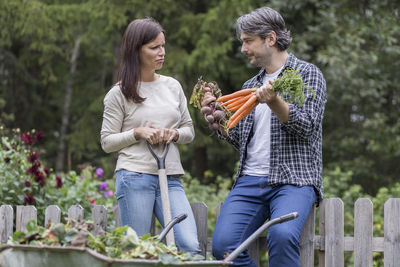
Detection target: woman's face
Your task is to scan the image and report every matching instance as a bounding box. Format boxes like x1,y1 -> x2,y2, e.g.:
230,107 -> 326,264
139,32 -> 165,72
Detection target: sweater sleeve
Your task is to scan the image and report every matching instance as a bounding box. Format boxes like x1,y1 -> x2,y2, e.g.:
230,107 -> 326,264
100,87 -> 138,153
175,84 -> 195,144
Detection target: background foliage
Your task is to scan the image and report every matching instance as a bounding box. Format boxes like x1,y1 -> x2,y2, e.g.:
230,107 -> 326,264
0,0 -> 399,265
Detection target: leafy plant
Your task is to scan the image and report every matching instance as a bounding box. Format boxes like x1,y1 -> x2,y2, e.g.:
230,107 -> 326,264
9,219 -> 206,263
0,126 -> 117,225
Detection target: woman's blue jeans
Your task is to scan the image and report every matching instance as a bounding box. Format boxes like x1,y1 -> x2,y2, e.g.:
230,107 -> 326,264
212,175 -> 316,267
115,170 -> 200,253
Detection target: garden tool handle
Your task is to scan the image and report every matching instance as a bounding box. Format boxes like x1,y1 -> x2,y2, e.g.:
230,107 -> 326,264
223,212 -> 299,263
146,141 -> 174,245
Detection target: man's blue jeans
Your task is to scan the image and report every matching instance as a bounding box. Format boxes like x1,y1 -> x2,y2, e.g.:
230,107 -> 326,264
115,170 -> 200,253
212,175 -> 316,267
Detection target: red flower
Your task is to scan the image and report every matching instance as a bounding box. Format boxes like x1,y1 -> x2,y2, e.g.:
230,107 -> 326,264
23,193 -> 35,205
27,162 -> 41,174
35,130 -> 44,142
34,171 -> 45,186
21,132 -> 34,145
4,157 -> 10,164
27,152 -> 39,163
25,180 -> 31,187
44,168 -> 50,177
90,198 -> 96,204
55,176 -> 63,189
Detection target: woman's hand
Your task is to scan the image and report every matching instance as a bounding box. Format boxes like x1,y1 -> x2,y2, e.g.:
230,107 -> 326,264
134,127 -> 179,145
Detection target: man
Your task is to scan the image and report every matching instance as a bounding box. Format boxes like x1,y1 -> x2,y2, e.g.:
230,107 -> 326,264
205,7 -> 327,267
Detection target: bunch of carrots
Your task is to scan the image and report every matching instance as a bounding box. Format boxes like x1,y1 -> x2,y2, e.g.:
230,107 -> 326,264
216,68 -> 314,129
217,88 -> 258,129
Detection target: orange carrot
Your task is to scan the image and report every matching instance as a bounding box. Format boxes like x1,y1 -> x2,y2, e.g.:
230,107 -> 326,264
226,102 -> 243,111
225,94 -> 252,109
228,101 -> 258,128
220,96 -> 242,106
216,88 -> 255,102
228,94 -> 257,123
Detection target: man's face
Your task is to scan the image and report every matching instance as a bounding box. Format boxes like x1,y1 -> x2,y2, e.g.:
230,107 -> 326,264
240,32 -> 272,67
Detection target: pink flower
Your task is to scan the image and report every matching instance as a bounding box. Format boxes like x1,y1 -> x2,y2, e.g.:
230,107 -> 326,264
104,190 -> 114,197
113,205 -> 118,213
99,181 -> 107,191
95,168 -> 104,178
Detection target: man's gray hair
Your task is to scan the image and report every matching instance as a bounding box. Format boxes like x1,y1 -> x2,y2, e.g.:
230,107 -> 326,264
236,7 -> 291,51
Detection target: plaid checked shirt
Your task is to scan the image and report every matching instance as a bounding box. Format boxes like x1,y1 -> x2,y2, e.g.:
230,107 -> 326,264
220,53 -> 327,201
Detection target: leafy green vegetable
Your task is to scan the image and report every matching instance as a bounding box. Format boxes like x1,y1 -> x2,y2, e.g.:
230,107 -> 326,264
273,68 -> 315,106
189,77 -> 222,109
8,219 -> 207,262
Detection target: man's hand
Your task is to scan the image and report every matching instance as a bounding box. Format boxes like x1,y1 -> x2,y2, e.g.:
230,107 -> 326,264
255,80 -> 290,123
256,80 -> 277,104
200,91 -> 228,134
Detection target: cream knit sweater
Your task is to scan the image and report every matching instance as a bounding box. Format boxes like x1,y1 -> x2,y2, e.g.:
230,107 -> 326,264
100,75 -> 194,175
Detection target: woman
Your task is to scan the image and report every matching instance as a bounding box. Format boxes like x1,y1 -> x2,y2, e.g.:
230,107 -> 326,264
100,17 -> 200,253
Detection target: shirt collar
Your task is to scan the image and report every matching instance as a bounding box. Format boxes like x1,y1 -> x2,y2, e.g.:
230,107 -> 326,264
255,53 -> 297,84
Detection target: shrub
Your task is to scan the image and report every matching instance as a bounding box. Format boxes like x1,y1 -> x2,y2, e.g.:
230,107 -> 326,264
0,127 -> 117,226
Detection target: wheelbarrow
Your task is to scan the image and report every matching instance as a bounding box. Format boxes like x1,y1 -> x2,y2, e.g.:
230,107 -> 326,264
0,211 -> 298,267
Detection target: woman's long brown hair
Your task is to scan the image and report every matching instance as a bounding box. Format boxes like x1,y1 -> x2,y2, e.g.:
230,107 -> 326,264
118,18 -> 165,103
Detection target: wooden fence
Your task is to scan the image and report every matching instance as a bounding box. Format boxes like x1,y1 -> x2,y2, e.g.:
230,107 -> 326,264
1,198 -> 400,267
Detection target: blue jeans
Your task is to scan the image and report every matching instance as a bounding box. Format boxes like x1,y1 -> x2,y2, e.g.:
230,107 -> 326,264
212,175 -> 316,267
115,170 -> 200,253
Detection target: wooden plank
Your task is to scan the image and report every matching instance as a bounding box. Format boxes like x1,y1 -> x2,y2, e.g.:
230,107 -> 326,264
45,205 -> 61,228
92,205 -> 107,235
300,204 -> 316,267
384,198 -> 400,267
314,236 -> 384,252
354,198 -> 373,267
0,205 -> 13,243
318,199 -> 326,267
115,206 -> 121,227
324,198 -> 344,267
68,205 -> 84,221
16,205 -> 37,232
192,202 -> 208,257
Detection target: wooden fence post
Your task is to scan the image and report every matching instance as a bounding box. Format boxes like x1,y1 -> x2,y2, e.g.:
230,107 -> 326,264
300,204 -> 316,267
92,205 -> 107,235
68,205 -> 84,221
354,198 -> 373,267
0,205 -> 13,243
45,205 -> 61,228
16,205 -> 37,232
318,199 -> 326,267
384,198 -> 400,267
324,198 -> 344,267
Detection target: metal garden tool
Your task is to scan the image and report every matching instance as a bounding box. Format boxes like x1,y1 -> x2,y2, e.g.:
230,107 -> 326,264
146,141 -> 175,246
